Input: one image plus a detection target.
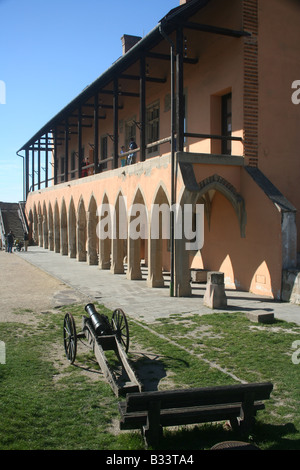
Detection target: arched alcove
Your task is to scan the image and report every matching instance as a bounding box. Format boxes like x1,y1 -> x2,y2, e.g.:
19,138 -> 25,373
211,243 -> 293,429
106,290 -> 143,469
48,203 -> 54,251
68,198 -> 76,258
147,185 -> 170,288
127,187 -> 148,280
60,199 -> 68,256
77,197 -> 87,262
87,194 -> 98,265
43,201 -> 48,249
54,200 -> 60,253
98,193 -> 111,269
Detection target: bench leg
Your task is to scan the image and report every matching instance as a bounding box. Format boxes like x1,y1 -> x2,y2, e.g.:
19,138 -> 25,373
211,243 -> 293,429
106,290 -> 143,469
230,392 -> 256,437
229,417 -> 239,432
142,401 -> 162,448
240,391 -> 256,436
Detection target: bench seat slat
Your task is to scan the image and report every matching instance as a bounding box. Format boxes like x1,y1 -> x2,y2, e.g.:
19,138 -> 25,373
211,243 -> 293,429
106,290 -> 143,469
124,382 -> 273,412
119,401 -> 265,430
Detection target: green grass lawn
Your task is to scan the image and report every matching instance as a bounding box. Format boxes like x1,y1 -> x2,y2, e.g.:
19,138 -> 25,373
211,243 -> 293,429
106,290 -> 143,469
0,304 -> 299,450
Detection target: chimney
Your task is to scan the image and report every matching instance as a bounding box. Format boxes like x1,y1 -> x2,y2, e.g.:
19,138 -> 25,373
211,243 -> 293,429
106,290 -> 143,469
121,34 -> 142,55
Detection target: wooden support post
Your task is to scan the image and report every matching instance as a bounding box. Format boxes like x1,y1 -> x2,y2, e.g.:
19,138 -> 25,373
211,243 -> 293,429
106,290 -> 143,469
53,127 -> 58,185
113,78 -> 119,169
176,26 -> 184,152
78,107 -> 82,178
65,118 -> 69,182
45,132 -> 48,188
37,139 -> 41,189
140,56 -> 146,162
31,147 -> 35,190
94,93 -> 99,173
25,148 -> 29,197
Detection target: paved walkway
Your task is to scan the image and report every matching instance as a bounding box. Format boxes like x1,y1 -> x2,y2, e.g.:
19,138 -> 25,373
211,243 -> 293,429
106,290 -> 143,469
12,246 -> 300,326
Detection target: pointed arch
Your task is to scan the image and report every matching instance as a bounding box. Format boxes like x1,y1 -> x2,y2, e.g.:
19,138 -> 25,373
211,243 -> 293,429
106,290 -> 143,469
68,197 -> 76,258
87,194 -> 98,265
60,198 -> 68,255
151,181 -> 171,207
129,185 -> 148,208
54,200 -> 60,253
43,201 -> 48,249
127,187 -> 148,280
148,185 -> 170,288
197,174 -> 246,238
77,196 -> 87,262
111,191 -> 127,274
48,202 -> 54,251
37,202 -> 43,247
174,174 -> 247,297
33,204 -> 38,244
98,193 -> 111,269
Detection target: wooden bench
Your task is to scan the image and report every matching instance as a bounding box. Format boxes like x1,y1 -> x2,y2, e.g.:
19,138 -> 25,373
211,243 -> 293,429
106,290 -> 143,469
119,382 -> 273,447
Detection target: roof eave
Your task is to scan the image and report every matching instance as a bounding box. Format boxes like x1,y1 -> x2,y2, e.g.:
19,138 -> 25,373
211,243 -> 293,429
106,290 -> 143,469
17,0 -> 212,153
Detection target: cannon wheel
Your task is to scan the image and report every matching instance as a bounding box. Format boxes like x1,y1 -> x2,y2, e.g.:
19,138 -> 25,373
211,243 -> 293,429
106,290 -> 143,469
111,308 -> 129,353
63,312 -> 77,364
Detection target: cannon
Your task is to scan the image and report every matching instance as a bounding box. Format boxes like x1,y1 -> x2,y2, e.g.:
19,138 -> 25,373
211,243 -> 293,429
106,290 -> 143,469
85,303 -> 128,342
63,304 -> 129,363
63,303 -> 141,396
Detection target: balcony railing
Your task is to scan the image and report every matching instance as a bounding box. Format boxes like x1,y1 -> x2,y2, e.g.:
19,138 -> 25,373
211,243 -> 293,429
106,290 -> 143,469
29,132 -> 243,192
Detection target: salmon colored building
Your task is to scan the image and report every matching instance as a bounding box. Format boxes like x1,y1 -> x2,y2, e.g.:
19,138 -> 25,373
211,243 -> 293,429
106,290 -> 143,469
17,0 -> 300,301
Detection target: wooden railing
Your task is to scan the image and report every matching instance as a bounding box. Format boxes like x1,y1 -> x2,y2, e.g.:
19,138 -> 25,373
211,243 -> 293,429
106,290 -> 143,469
29,132 -> 244,191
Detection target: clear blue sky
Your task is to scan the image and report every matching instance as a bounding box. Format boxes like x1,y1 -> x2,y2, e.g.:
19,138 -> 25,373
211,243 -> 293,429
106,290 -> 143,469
0,0 -> 177,202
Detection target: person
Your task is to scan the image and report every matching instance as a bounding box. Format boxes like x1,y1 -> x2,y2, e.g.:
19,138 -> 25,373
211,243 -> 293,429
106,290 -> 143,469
120,145 -> 127,167
24,231 -> 29,251
127,138 -> 137,165
81,157 -> 89,177
7,230 -> 14,253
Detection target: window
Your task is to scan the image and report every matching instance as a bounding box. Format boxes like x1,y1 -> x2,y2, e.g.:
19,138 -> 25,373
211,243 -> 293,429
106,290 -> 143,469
221,93 -> 232,155
60,157 -> 65,182
146,101 -> 160,155
100,136 -> 108,170
71,152 -> 76,179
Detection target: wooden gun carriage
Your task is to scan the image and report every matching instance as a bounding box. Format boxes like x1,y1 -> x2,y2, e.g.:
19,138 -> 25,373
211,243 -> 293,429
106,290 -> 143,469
63,303 -> 142,396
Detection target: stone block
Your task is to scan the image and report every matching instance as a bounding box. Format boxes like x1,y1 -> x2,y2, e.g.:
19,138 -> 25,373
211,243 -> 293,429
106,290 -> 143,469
207,271 -> 225,285
281,269 -> 300,304
203,271 -> 227,309
190,269 -> 208,283
246,311 -> 275,323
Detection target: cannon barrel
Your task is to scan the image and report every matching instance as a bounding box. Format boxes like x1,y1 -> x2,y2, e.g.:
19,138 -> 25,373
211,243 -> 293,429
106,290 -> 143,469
85,303 -> 112,336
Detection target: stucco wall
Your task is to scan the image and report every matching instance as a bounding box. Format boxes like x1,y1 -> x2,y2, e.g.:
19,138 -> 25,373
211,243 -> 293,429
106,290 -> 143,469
258,0 -> 300,250
189,163 -> 283,298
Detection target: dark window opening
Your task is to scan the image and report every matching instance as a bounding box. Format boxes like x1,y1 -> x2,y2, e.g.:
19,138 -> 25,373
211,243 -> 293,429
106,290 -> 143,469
146,101 -> 160,155
101,136 -> 108,170
60,157 -> 65,182
71,152 -> 76,179
221,93 -> 232,155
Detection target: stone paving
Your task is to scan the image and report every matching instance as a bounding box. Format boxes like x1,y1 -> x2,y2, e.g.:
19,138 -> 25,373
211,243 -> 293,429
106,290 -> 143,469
13,246 -> 300,326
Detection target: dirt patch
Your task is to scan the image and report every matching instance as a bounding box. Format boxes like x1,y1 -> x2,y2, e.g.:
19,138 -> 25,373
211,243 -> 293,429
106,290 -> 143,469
0,251 -> 88,324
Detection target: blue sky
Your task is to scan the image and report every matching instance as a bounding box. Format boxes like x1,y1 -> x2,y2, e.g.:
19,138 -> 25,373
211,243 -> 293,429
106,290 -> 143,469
0,0 -> 177,202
